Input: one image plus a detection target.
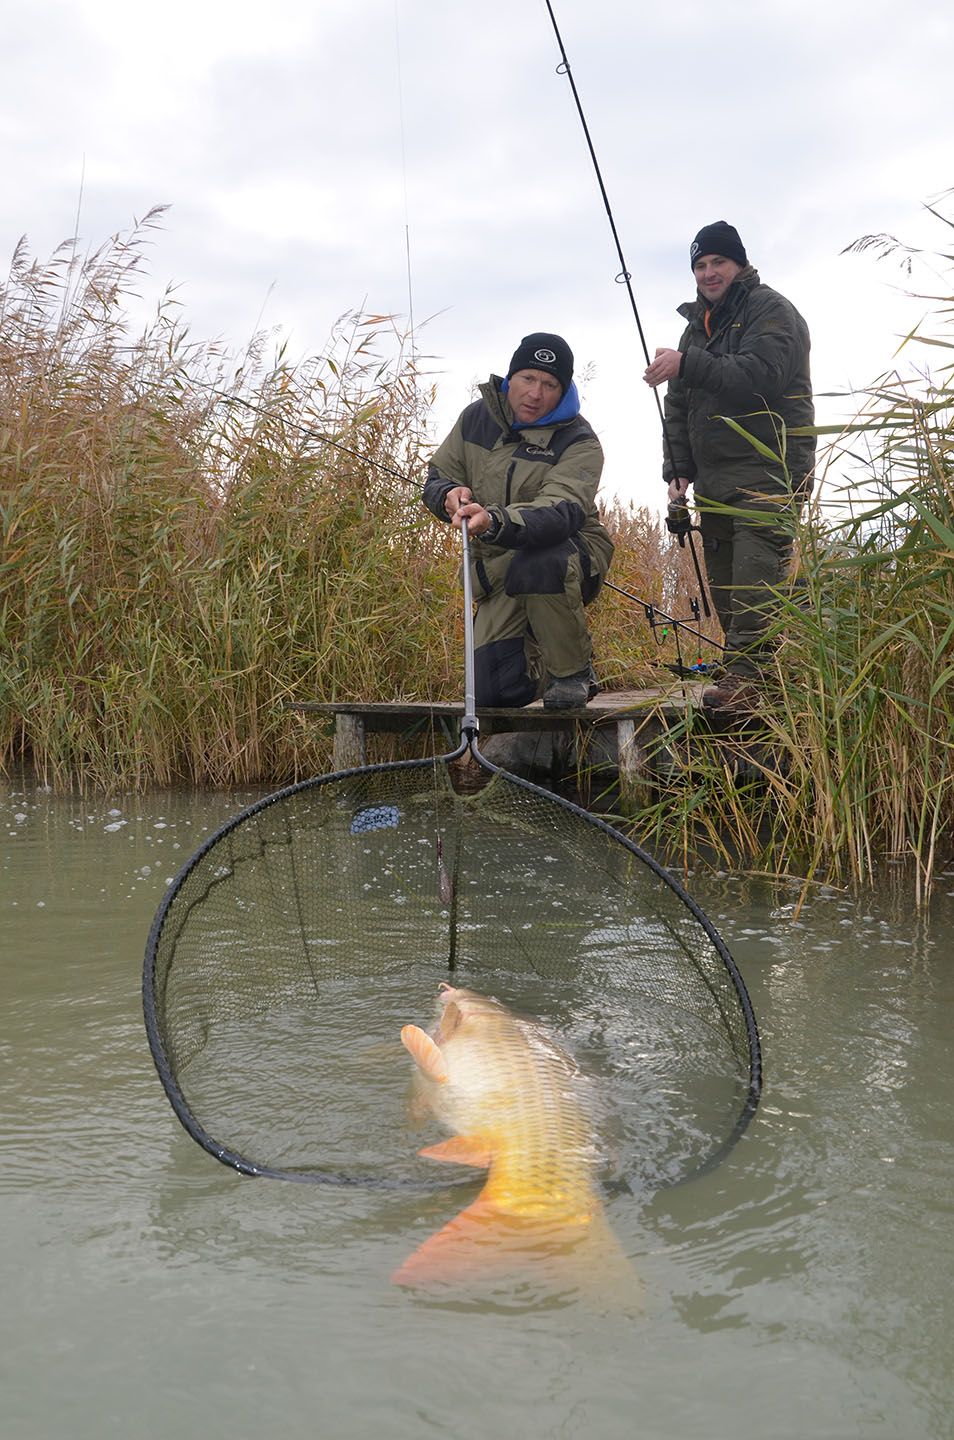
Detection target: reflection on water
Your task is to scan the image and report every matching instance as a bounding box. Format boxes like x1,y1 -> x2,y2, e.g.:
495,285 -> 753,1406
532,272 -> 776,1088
3,783 -> 954,1439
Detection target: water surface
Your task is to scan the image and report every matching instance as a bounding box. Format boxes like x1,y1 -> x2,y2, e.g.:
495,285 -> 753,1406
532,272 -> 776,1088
2,783 -> 953,1439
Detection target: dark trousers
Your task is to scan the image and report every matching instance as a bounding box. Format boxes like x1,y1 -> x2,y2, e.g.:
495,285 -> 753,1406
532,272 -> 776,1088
696,486 -> 802,678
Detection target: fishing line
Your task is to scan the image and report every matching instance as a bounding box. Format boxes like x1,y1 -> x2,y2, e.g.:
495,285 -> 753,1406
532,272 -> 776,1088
190,378 -> 413,487
396,0 -> 455,922
543,0 -> 712,620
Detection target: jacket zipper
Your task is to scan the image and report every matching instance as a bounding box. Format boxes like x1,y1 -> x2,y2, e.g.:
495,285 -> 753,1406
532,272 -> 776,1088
504,458 -> 517,508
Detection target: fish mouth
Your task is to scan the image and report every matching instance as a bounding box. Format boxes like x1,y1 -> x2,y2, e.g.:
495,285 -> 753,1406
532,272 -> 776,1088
435,986 -> 465,1040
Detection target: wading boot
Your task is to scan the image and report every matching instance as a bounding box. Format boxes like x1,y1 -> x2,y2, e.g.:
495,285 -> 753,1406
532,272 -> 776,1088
542,664 -> 599,712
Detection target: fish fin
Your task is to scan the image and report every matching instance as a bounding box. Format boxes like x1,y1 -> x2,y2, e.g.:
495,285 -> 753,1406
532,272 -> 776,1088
400,1024 -> 448,1083
418,1136 -> 492,1168
391,1199 -> 500,1287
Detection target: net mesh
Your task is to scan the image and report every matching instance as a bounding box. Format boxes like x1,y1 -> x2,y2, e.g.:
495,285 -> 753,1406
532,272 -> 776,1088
144,754 -> 761,1193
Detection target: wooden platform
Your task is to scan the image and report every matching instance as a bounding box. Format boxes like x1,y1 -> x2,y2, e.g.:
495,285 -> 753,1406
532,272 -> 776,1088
288,687 -> 706,808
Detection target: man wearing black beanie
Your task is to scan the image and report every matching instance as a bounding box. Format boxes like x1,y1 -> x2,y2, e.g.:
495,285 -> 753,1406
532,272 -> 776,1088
423,332 -> 614,710
643,222 -> 815,712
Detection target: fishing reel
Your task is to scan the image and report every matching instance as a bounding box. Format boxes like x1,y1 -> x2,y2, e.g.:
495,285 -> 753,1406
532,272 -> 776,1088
666,500 -> 696,544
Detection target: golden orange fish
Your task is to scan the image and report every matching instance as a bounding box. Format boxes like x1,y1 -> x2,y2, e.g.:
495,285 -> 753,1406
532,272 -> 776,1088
394,984 -> 636,1298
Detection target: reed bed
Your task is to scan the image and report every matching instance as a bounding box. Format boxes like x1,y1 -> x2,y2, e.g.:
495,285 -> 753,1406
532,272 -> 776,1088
0,215 -> 461,788
2,206 -> 952,894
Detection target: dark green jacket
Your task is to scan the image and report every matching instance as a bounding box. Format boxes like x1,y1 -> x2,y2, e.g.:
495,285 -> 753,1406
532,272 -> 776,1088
663,266 -> 815,498
424,377 -> 614,583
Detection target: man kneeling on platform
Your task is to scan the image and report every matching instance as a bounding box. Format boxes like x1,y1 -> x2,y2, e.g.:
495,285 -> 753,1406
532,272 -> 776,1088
423,332 -> 614,711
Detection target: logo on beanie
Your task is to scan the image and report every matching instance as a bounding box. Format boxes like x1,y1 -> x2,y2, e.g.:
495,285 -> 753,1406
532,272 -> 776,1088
533,348 -> 557,364
689,241 -> 700,261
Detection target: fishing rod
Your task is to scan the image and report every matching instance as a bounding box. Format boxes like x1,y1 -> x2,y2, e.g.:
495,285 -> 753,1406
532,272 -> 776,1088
162,374 -> 414,486
542,0 -> 712,622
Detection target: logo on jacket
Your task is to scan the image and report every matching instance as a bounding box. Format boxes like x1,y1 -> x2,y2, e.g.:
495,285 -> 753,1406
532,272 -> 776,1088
522,444 -> 554,457
533,347 -> 557,364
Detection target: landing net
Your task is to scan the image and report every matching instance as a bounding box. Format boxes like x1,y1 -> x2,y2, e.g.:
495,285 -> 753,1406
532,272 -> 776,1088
144,752 -> 761,1193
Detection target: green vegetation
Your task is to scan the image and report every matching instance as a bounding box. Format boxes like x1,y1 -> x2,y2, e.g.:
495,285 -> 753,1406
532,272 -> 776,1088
2,202 -> 952,894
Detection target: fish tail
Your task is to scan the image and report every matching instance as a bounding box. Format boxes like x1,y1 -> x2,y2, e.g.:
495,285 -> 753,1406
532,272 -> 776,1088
392,1204 -> 643,1312
390,1199 -> 505,1288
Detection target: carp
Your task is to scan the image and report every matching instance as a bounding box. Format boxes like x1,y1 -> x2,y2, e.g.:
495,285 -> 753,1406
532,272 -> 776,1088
394,984 -> 635,1298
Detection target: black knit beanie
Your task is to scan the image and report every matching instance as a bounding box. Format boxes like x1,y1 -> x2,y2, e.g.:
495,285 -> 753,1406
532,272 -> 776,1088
689,221 -> 747,269
506,332 -> 573,394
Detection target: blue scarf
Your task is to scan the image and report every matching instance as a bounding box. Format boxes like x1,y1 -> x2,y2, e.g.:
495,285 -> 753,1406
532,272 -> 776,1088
501,377 -> 580,428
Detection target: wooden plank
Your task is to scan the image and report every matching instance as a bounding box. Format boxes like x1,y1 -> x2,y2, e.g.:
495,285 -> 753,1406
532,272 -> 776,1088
288,685 -> 702,730
286,686 -> 781,798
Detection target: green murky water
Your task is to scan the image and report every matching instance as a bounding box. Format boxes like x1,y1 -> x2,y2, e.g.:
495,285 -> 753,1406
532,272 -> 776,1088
2,782 -> 953,1439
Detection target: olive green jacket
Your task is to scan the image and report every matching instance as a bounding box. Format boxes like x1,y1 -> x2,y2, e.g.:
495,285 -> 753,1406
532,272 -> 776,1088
424,378 -> 614,585
663,266 -> 815,498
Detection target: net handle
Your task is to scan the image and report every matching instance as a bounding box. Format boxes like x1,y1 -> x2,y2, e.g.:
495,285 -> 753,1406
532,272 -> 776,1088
459,521 -> 478,740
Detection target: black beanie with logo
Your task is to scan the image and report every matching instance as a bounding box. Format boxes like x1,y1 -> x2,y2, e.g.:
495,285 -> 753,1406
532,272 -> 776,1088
506,333 -> 574,394
689,222 -> 747,269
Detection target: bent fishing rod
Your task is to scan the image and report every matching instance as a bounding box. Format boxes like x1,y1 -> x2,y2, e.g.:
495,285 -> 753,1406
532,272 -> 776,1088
543,0 -> 712,624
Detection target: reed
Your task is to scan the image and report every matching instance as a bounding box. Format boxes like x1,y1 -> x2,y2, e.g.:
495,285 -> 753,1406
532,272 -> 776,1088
0,214 -> 457,789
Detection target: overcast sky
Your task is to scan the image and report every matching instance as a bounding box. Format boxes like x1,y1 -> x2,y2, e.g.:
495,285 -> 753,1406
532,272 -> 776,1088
2,0 -> 952,511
